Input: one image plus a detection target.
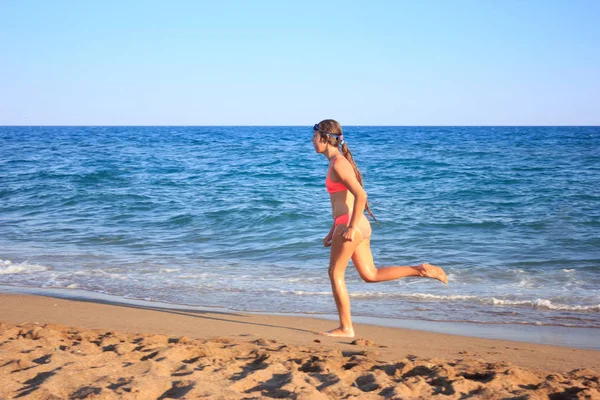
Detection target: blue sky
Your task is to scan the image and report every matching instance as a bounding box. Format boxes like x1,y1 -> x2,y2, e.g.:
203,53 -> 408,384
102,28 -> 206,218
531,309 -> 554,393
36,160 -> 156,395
1,0 -> 599,125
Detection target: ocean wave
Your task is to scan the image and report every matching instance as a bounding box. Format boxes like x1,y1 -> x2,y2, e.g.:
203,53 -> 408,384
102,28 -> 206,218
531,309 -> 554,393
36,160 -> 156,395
278,289 -> 478,301
276,289 -> 600,312
491,297 -> 600,311
72,269 -> 129,280
353,293 -> 479,301
0,259 -> 50,275
287,290 -> 331,296
166,214 -> 195,226
158,268 -> 181,274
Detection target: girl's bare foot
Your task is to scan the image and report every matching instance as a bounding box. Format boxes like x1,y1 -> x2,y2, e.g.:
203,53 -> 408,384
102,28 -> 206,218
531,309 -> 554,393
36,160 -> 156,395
318,326 -> 355,337
419,263 -> 448,284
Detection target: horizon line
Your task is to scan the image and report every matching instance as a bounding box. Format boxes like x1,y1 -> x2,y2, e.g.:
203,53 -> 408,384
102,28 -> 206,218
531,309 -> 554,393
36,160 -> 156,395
1,124 -> 599,128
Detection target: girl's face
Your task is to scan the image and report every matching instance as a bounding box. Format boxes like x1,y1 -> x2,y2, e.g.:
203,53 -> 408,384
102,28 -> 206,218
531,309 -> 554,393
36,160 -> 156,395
312,131 -> 327,153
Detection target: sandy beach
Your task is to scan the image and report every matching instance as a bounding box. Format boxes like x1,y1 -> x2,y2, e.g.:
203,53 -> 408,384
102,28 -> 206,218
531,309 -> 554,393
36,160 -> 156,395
0,292 -> 598,399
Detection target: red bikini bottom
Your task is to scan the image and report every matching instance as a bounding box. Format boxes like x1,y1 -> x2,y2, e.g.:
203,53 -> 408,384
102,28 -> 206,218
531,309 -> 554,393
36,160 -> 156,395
333,213 -> 372,239
334,213 -> 351,226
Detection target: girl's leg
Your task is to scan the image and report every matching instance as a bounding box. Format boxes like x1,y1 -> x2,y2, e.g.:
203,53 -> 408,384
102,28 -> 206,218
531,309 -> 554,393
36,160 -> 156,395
320,226 -> 364,337
351,239 -> 448,284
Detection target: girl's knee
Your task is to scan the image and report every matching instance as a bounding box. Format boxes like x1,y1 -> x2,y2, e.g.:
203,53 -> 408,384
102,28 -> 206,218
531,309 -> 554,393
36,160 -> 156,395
359,271 -> 377,283
328,266 -> 346,281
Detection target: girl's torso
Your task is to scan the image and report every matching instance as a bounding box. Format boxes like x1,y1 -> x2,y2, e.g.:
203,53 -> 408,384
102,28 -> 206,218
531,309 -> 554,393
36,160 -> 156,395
326,156 -> 372,239
326,156 -> 357,220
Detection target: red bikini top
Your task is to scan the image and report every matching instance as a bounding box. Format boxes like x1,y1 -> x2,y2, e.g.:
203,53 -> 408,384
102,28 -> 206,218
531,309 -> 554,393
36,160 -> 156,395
325,157 -> 348,194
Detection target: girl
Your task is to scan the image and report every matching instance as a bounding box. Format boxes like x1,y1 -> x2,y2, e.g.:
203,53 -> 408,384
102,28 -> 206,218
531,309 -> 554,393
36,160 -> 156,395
312,119 -> 448,337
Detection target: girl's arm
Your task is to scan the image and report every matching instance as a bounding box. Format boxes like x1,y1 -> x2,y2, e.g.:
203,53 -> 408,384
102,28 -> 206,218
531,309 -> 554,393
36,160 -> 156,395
323,221 -> 336,246
328,221 -> 335,234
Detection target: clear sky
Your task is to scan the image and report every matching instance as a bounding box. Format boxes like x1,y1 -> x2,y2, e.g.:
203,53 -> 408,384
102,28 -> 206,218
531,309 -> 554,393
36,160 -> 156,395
1,0 -> 599,125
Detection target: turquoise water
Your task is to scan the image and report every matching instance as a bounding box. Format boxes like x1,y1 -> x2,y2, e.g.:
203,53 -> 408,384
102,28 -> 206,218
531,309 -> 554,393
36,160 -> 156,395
1,126 -> 599,328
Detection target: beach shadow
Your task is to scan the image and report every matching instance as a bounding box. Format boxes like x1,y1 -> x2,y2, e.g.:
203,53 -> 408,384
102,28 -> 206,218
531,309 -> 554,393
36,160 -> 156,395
230,355 -> 270,381
71,386 -> 102,399
15,367 -> 62,398
48,296 -> 316,335
157,380 -> 195,399
244,372 -> 294,398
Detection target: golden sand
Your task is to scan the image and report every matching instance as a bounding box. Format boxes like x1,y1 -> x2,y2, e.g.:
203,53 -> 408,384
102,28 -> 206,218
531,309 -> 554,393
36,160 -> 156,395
1,293 -> 598,399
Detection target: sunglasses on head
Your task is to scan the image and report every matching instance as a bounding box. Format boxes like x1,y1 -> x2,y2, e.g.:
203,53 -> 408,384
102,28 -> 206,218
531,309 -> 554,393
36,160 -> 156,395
313,124 -> 333,135
314,123 -> 345,144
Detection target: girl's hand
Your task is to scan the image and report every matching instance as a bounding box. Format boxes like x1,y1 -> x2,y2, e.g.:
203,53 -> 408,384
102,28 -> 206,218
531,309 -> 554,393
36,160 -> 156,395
323,232 -> 333,247
341,226 -> 356,242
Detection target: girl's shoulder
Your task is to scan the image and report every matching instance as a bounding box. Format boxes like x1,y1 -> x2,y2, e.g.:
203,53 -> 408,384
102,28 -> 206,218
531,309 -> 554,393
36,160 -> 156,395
331,156 -> 352,176
332,155 -> 350,168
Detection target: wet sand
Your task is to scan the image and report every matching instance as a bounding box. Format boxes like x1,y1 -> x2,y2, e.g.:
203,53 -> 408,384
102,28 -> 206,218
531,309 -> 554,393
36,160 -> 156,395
1,292 -> 599,399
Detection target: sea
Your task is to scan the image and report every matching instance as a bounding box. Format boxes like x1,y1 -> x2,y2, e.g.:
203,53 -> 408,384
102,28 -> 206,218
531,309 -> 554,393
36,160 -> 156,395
1,126 -> 599,335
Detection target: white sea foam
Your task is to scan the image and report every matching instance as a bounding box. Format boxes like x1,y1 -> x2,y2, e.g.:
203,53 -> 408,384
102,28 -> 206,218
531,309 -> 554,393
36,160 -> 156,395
158,268 -> 181,274
531,299 -> 600,311
0,259 -> 50,274
281,288 -> 600,312
72,269 -> 128,280
514,278 -> 536,288
282,289 -> 479,301
352,293 -> 479,301
289,290 -> 331,296
490,298 -> 532,306
443,273 -> 458,282
285,277 -> 324,283
491,297 -> 600,311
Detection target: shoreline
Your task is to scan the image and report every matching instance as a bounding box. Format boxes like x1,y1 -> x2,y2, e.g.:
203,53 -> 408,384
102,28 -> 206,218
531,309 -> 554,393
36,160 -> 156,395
1,291 -> 599,399
1,290 -> 599,374
1,284 -> 599,351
